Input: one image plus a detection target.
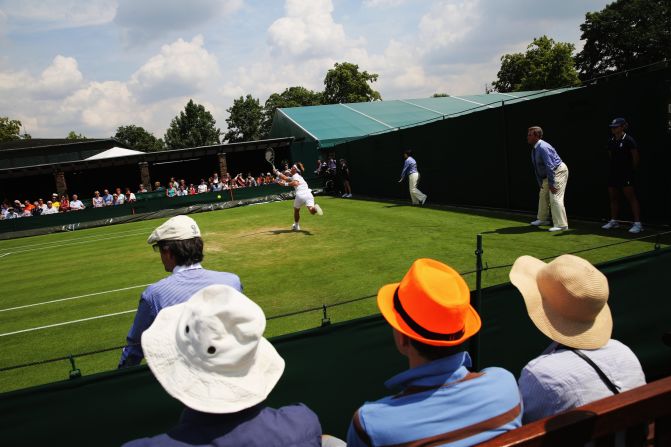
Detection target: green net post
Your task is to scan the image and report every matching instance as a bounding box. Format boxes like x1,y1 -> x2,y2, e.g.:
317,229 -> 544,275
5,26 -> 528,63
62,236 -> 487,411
471,234 -> 484,370
68,355 -> 81,380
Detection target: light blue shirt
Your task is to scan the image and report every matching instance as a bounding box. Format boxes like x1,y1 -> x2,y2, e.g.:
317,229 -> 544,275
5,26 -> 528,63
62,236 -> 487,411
400,156 -> 418,180
532,140 -> 563,187
519,340 -> 646,423
118,264 -> 242,367
347,352 -> 521,447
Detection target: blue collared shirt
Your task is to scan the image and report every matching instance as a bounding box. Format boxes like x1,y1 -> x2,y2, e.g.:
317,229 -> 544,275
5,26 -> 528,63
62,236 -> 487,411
118,264 -> 242,367
532,140 -> 563,187
400,156 -> 418,180
347,352 -> 521,447
519,340 -> 646,423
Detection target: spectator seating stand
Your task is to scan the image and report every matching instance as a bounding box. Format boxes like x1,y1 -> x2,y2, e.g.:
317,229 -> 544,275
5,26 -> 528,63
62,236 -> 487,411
476,375 -> 671,447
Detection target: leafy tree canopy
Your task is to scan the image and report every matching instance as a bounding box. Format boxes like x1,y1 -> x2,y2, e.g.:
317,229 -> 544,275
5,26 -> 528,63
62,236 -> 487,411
0,117 -> 31,141
164,99 -> 221,149
323,62 -> 381,104
262,86 -> 322,137
113,125 -> 164,152
492,36 -> 581,92
224,94 -> 264,143
576,0 -> 671,79
66,130 -> 87,140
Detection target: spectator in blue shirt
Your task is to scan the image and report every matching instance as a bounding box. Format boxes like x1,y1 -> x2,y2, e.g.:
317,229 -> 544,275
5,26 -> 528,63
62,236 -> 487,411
122,284 -> 322,447
102,189 -> 114,206
347,258 -> 521,447
118,215 -> 242,368
399,149 -> 427,205
527,126 -> 569,232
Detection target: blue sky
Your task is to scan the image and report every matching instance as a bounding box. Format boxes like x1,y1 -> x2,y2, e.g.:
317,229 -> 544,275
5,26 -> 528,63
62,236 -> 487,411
0,0 -> 611,138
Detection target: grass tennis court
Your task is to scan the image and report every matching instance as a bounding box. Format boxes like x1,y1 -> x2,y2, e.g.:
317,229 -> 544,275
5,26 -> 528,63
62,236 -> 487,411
0,196 -> 666,393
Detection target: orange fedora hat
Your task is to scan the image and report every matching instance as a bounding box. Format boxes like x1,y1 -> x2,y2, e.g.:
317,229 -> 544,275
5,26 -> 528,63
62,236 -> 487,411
377,258 -> 481,346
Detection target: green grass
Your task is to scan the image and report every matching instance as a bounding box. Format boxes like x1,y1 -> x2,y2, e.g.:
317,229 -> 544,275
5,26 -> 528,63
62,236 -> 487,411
0,197 -> 666,393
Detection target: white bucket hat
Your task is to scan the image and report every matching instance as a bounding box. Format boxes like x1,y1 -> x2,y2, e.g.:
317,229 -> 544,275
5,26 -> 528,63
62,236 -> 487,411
509,254 -> 612,350
141,284 -> 285,414
147,215 -> 201,244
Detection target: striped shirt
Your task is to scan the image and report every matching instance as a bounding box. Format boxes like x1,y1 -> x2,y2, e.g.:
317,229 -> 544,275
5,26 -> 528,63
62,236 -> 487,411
118,264 -> 242,367
519,340 -> 646,423
347,352 -> 522,447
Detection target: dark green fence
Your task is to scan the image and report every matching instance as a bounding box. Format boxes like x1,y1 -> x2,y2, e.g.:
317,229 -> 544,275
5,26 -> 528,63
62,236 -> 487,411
334,65 -> 671,223
1,246 -> 669,446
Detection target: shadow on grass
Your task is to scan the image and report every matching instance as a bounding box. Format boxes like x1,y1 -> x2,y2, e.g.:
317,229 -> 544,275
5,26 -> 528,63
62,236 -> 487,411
383,203 -> 412,208
271,229 -> 314,236
481,225 -> 541,235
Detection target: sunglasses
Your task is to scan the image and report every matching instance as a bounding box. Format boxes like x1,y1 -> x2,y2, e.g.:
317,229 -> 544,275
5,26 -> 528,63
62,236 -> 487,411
152,244 -> 162,253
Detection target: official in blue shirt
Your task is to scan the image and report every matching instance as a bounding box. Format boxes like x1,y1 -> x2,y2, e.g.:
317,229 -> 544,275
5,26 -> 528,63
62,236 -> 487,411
399,149 -> 428,205
527,126 -> 569,232
118,215 -> 242,368
347,258 -> 521,447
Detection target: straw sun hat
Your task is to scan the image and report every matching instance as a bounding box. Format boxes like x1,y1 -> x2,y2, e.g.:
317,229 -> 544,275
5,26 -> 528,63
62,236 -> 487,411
141,284 -> 285,414
377,258 -> 481,347
509,254 -> 612,350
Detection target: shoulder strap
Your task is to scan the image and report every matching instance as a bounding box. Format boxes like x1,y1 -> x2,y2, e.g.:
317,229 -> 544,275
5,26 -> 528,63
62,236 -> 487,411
567,348 -> 621,395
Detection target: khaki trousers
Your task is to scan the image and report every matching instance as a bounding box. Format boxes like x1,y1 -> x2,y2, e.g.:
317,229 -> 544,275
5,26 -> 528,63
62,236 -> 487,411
408,172 -> 427,204
537,162 -> 568,228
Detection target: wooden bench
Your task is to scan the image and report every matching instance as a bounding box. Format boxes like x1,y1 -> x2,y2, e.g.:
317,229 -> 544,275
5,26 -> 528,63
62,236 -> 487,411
476,376 -> 671,447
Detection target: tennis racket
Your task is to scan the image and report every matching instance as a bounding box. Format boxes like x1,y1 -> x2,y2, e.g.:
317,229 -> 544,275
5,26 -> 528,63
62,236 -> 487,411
264,148 -> 276,171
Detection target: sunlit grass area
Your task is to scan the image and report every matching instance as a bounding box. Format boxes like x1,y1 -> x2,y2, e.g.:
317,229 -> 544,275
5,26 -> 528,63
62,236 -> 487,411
0,196 -> 667,393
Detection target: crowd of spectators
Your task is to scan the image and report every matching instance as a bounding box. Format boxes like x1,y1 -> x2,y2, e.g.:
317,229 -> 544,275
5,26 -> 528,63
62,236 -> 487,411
0,169 -> 285,221
1,192 -> 83,220
152,171 -> 278,198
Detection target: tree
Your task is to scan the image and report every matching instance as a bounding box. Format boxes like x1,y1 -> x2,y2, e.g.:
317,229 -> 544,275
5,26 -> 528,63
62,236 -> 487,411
224,94 -> 264,143
575,0 -> 671,80
164,99 -> 221,149
66,131 -> 87,140
262,86 -> 322,137
113,125 -> 164,152
0,117 -> 31,141
492,36 -> 581,92
322,62 -> 381,104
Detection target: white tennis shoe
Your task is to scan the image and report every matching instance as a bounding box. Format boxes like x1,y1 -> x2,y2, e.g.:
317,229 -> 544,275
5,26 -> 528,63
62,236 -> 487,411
602,220 -> 619,230
530,219 -> 551,226
629,222 -> 643,234
314,204 -> 323,215
291,223 -> 300,231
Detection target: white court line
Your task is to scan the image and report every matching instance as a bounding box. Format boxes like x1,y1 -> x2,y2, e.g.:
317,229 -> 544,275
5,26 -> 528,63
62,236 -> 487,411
0,230 -> 152,256
0,284 -> 151,313
0,227 -> 153,253
0,309 -> 136,337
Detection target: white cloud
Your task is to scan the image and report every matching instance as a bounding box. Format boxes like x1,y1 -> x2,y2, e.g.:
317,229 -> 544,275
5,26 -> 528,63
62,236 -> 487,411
418,0 -> 481,49
0,55 -> 83,99
115,0 -> 243,46
363,0 -> 409,7
1,0 -> 117,28
60,81 -> 141,133
267,0 -> 362,59
129,35 -> 220,102
33,55 -> 84,98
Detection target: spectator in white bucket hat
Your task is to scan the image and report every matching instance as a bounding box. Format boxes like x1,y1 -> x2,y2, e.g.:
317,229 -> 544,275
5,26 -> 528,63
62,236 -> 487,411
122,284 -> 322,446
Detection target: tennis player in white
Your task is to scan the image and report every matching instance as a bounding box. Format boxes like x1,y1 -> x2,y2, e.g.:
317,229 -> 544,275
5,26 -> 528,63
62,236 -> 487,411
275,165 -> 323,231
